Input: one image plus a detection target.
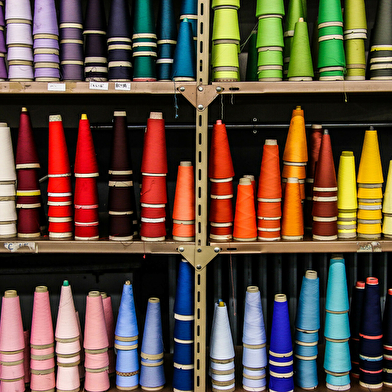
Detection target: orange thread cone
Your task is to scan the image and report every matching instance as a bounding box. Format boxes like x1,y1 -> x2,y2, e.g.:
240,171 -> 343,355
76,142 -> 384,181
74,114 -> 99,177
233,177 -> 257,241
173,161 -> 195,221
283,106 -> 308,163
281,178 -> 304,240
209,120 -> 235,179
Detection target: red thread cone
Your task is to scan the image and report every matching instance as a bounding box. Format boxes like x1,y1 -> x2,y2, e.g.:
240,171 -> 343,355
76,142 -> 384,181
307,124 -> 323,179
209,120 -> 235,179
48,115 -> 71,176
74,177 -> 99,206
140,175 -> 168,204
74,114 -> 99,176
16,107 -> 40,169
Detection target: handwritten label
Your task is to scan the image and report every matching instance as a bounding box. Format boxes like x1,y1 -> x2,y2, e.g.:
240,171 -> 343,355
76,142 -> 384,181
48,83 -> 66,92
4,242 -> 36,253
357,242 -> 382,253
115,82 -> 131,91
89,81 -> 109,91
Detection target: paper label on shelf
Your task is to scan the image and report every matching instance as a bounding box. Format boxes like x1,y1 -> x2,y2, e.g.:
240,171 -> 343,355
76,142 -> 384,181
48,83 -> 66,92
89,81 -> 109,90
4,242 -> 36,253
115,82 -> 131,91
357,242 -> 382,253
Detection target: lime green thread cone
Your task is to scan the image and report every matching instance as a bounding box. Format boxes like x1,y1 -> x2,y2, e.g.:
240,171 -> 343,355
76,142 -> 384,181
345,38 -> 366,65
212,8 -> 240,41
212,0 -> 240,8
246,30 -> 258,81
211,42 -> 239,67
344,0 -> 367,30
256,17 -> 284,48
288,19 -> 314,79
256,0 -> 285,17
318,0 -> 343,24
285,0 -> 304,36
301,0 -> 307,21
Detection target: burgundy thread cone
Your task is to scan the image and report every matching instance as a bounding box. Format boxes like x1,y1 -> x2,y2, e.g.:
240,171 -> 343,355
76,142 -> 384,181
17,169 -> 40,192
208,120 -> 235,179
17,208 -> 40,237
141,112 -> 168,174
110,111 -> 132,171
16,108 -> 40,169
108,187 -> 133,212
74,114 -> 99,177
307,125 -> 323,180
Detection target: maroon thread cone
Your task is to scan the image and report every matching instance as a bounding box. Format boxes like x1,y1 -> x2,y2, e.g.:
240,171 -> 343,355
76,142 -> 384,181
16,108 -> 40,169
17,208 -> 40,237
110,111 -> 132,171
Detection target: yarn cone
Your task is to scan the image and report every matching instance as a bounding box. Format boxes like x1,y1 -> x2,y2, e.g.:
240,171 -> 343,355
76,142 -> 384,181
101,293 -> 115,375
383,161 -> 392,215
337,151 -> 357,210
246,30 -> 258,81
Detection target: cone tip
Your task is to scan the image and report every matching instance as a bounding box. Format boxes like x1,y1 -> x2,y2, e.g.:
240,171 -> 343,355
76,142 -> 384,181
298,17 -> 304,22
35,285 -> 48,293
312,124 -> 322,129
366,277 -> 378,285
81,114 -> 88,120
63,280 -> 69,286
305,270 -> 317,279
265,139 -> 277,145
247,286 -> 259,293
296,106 -> 301,110
149,297 -> 160,303
21,107 -> 28,112
275,293 -> 286,302
101,292 -> 107,299
218,301 -> 225,307
369,126 -> 374,130
342,151 -> 353,157
88,290 -> 100,297
4,290 -> 17,298
150,112 -> 163,119
239,177 -> 251,185
183,17 -> 188,22
125,280 -> 131,285
114,111 -> 126,117
324,129 -> 329,135
216,120 -> 222,125
356,281 -> 365,289
243,174 -> 255,181
180,161 -> 192,167
49,114 -> 62,122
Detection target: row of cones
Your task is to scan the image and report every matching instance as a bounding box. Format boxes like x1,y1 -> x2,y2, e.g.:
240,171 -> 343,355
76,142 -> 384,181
0,2 -> 6,80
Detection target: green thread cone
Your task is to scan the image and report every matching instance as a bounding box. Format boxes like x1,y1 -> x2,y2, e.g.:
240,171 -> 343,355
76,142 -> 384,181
133,0 -> 155,35
344,0 -> 367,31
256,17 -> 284,48
212,8 -> 240,41
318,38 -> 346,68
133,54 -> 157,80
212,69 -> 240,81
318,25 -> 344,36
257,49 -> 284,66
212,0 -> 240,8
318,0 -> 343,25
256,0 -> 285,17
345,38 -> 366,65
211,42 -> 239,67
246,30 -> 258,81
302,0 -> 307,21
285,0 -> 304,35
258,68 -> 283,80
288,19 -> 314,79
319,69 -> 344,80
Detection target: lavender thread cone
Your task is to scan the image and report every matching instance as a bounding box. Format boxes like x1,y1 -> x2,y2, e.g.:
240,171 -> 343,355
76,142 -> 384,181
33,0 -> 59,35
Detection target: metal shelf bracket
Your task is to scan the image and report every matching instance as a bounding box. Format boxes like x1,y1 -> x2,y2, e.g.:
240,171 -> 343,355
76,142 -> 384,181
178,245 -> 220,271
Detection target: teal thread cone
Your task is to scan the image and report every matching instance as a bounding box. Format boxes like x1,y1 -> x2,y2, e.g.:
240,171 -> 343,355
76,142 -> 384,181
288,19 -> 314,80
133,0 -> 155,35
172,19 -> 196,80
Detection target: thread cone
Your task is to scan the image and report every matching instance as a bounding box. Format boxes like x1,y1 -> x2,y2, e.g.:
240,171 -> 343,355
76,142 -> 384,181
283,107 -> 308,163
338,151 -> 357,210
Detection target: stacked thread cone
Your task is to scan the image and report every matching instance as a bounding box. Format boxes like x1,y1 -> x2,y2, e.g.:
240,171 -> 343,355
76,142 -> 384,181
84,291 -> 109,392
233,177 -> 257,241
358,277 -> 383,389
115,281 -> 139,390
368,0 -> 392,79
294,271 -> 320,389
0,122 -> 17,238
33,0 -> 60,81
357,128 -> 383,239
383,161 -> 392,237
59,0 -> 84,81
304,124 -> 323,231
269,294 -> 294,392
5,0 -> 33,81
0,1 -> 6,79
84,0 -> 107,81
173,162 -> 195,241
242,286 -> 267,391
132,0 -> 157,81
255,0 -> 285,80
343,0 -> 367,80
211,0 -> 240,82
337,151 -> 357,239
317,0 -> 346,80
74,114 -> 99,240
140,112 -> 167,241
108,111 -> 136,241
246,30 -> 258,81
156,0 -> 176,81
257,139 -> 282,241
282,106 -> 308,202
312,130 -> 338,241
180,0 -> 197,52
209,120 -> 235,241
349,281 -> 365,378
140,298 -> 165,390
383,288 -> 392,386
209,301 -> 235,392
101,293 -> 115,375
47,115 -> 73,240
173,259 -> 194,392
107,0 -> 132,81
55,281 -> 81,392
16,108 -> 41,238
0,290 -> 25,392
30,286 -> 55,392
324,257 -> 351,390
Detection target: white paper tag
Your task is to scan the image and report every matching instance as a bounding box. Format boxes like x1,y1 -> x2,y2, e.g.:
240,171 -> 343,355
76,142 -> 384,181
115,82 -> 131,91
89,81 -> 109,90
48,83 -> 66,91
4,242 -> 36,253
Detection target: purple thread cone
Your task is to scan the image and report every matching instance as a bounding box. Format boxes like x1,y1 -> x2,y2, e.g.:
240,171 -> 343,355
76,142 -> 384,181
0,5 -> 5,26
34,54 -> 59,63
33,0 -> 59,35
84,0 -> 106,32
33,38 -> 59,50
8,47 -> 34,61
0,56 -> 7,79
59,0 -> 83,24
8,65 -> 34,80
0,30 -> 6,53
5,0 -> 32,21
85,34 -> 107,58
34,67 -> 60,79
6,23 -> 33,46
60,27 -> 83,40
107,0 -> 131,39
61,64 -> 84,80
60,43 -> 84,61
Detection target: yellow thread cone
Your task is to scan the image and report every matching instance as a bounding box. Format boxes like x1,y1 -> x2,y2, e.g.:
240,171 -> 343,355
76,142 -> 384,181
337,151 -> 357,210
383,161 -> 392,214
383,215 -> 392,237
357,128 -> 384,184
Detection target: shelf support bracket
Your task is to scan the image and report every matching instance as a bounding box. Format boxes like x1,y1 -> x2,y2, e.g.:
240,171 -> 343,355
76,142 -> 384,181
177,85 -> 219,110
178,245 -> 219,271
177,84 -> 198,108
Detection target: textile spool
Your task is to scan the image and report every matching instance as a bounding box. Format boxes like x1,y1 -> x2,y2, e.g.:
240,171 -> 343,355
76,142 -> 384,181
281,178 -> 303,240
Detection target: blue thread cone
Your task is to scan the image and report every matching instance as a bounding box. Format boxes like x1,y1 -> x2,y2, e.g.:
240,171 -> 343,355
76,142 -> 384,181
174,259 -> 194,316
360,277 -> 382,337
115,281 -> 138,339
294,343 -> 318,357
295,329 -> 318,344
172,19 -> 196,81
295,359 -> 318,389
324,311 -> 350,340
324,340 -> 351,373
116,349 -> 139,389
326,373 -> 351,388
325,257 -> 349,312
107,0 -> 131,38
295,271 -> 320,331
269,374 -> 294,392
174,318 -> 193,341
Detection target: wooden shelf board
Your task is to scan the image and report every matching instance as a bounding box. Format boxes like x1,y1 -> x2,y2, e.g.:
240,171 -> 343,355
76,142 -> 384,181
0,238 -> 190,254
